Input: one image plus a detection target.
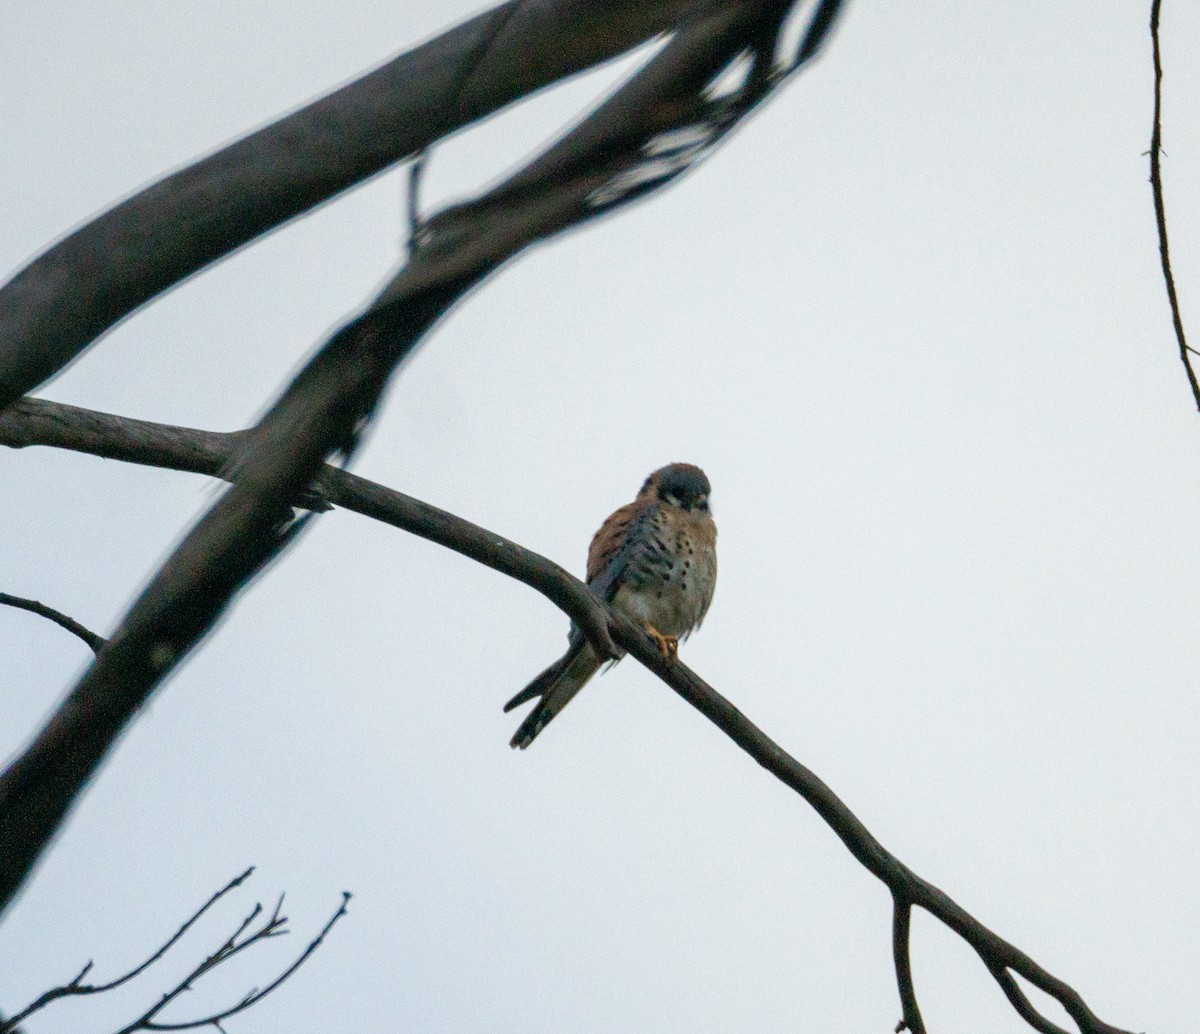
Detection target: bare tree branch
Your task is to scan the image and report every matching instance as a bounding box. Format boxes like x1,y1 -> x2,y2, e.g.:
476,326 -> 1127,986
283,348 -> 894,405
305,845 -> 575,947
0,869 -> 252,1031
891,897 -> 925,1034
0,0 -> 845,918
1148,0 -> 1200,409
989,965 -> 1075,1034
0,0 -> 710,410
0,397 -> 617,658
0,592 -> 105,654
0,870 -> 346,1034
642,655 -> 1134,1034
0,396 -> 1135,1034
122,894 -> 350,1034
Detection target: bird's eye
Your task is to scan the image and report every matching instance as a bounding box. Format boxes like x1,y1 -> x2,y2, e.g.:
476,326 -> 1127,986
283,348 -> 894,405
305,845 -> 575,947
695,497 -> 709,511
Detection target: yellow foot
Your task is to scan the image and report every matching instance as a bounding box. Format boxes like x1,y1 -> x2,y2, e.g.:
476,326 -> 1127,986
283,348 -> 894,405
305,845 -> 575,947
644,624 -> 679,660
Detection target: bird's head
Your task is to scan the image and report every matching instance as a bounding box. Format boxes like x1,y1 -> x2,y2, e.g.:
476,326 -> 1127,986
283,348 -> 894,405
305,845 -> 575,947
639,462 -> 711,513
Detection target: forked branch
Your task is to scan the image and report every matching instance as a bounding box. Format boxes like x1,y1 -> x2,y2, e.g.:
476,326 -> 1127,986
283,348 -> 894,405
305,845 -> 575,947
0,0 -> 708,410
0,869 -> 348,1034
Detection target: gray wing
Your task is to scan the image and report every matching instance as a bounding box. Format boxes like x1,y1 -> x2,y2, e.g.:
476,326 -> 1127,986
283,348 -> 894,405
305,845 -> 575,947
587,502 -> 672,603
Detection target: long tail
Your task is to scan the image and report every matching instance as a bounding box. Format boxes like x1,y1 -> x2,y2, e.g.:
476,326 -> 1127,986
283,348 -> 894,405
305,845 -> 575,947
504,640 -> 602,749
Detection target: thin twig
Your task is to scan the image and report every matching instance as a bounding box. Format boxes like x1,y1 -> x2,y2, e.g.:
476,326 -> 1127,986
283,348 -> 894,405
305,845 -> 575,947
98,870 -> 259,994
891,896 -> 925,1034
1148,0 -> 1200,409
406,149 -> 429,256
107,904 -> 273,1034
0,592 -> 105,653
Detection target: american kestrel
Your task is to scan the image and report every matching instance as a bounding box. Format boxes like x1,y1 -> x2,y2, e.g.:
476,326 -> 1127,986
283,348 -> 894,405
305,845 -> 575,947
504,462 -> 718,749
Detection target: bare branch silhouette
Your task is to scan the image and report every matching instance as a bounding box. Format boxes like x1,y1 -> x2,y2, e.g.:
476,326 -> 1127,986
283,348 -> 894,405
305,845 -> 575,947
0,869 -> 347,1034
891,897 -> 925,1034
1,869 -> 253,1030
0,0 -> 707,410
1148,0 -> 1200,409
1,396 -> 1134,1034
0,397 -> 618,656
0,0 -> 845,917
0,593 -> 105,654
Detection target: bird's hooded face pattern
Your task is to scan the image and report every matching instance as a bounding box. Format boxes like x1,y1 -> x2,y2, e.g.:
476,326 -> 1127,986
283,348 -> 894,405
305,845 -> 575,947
639,462 -> 711,514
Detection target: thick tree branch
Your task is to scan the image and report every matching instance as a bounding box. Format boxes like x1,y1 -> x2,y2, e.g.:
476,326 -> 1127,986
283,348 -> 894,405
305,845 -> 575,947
0,0 -> 844,917
0,0 -> 709,410
1148,0 -> 1200,409
1,396 -> 1135,1034
0,278 -> 454,918
0,593 -> 105,654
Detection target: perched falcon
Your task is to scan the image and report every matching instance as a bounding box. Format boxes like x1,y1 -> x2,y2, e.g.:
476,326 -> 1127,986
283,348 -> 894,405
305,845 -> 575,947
504,462 -> 717,749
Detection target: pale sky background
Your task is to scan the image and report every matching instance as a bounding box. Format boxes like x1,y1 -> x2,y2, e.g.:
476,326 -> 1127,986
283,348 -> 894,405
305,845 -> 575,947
2,3 -> 1199,1032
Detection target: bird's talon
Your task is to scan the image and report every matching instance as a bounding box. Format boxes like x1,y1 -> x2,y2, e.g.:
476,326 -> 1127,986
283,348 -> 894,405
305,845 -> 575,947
645,625 -> 678,660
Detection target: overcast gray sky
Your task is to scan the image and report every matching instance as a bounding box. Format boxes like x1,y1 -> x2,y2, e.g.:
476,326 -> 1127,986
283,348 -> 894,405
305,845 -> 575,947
3,3 -> 1199,1032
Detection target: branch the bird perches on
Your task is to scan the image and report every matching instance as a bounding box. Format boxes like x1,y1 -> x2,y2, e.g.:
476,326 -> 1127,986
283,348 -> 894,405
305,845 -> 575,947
1,398 -> 1135,1034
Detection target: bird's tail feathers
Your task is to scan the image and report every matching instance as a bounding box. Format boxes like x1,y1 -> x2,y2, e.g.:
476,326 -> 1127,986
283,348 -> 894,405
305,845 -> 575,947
506,641 -> 601,749
503,653 -> 571,713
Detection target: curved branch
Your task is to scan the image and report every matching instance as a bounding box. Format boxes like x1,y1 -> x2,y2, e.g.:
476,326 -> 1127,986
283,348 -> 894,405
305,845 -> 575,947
0,397 -> 1136,1034
1148,0 -> 1200,409
891,897 -> 925,1034
0,397 -> 616,660
988,965 -> 1074,1034
607,626 -> 1134,1034
0,592 -> 105,654
0,0 -> 706,410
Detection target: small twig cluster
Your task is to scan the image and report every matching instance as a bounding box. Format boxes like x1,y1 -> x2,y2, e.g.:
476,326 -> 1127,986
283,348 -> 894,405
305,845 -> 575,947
0,868 -> 348,1034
